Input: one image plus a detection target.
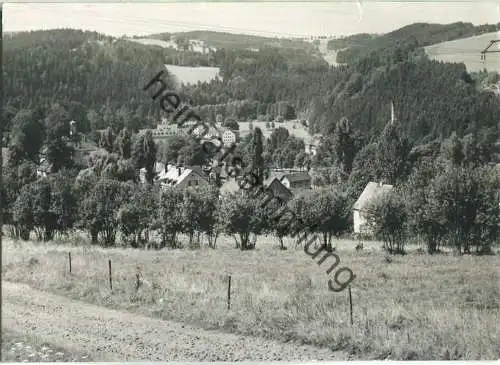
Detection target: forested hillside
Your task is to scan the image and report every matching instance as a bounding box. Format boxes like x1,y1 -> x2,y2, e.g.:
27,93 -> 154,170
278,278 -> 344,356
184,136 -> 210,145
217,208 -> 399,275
3,29 -> 175,138
1,24 -> 499,257
183,41 -> 499,144
146,30 -> 318,52
3,26 -> 500,147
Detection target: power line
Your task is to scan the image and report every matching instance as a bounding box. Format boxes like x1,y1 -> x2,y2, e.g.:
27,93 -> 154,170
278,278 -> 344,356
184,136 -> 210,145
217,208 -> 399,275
480,40 -> 500,60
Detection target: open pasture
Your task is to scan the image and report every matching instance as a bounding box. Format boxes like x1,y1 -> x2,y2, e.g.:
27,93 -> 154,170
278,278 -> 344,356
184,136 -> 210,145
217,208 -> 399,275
424,31 -> 500,72
2,234 -> 499,360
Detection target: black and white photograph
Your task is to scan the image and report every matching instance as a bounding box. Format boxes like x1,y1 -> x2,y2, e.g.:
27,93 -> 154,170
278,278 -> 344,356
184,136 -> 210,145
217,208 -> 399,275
1,1 -> 499,361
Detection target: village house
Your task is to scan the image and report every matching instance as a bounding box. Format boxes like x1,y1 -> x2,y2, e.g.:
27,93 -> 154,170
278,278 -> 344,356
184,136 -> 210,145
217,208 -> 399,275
222,130 -> 238,145
352,181 -> 394,235
280,171 -> 312,190
219,172 -> 293,203
139,118 -> 188,144
264,177 -> 293,203
157,165 -> 209,189
192,124 -> 220,140
304,134 -> 322,156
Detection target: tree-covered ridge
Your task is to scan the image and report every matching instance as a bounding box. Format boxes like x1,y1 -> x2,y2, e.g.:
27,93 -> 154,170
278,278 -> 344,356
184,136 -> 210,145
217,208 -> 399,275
182,44 -> 499,145
311,56 -> 500,140
331,22 -> 499,64
326,33 -> 376,51
3,29 -> 177,137
2,28 -> 114,51
3,26 -> 500,159
146,30 -> 318,52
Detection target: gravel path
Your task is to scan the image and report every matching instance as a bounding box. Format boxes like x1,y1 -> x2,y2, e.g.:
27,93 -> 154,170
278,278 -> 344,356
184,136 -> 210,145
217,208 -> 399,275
3,282 -> 348,361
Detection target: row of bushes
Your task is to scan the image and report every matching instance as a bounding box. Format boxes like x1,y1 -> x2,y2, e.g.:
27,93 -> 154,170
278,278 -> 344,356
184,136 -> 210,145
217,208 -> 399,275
2,159 -> 499,255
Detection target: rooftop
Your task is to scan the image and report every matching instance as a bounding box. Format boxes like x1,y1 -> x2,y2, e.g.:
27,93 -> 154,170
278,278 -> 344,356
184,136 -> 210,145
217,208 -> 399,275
280,172 -> 312,183
353,181 -> 394,212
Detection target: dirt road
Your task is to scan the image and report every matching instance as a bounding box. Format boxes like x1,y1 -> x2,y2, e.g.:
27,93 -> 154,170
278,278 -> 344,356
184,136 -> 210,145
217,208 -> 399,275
3,281 -> 348,361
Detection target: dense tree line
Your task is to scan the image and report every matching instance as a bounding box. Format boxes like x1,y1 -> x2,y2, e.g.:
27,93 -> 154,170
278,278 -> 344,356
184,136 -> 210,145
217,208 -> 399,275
148,30 -> 319,53
2,122 -> 498,256
1,26 -> 499,256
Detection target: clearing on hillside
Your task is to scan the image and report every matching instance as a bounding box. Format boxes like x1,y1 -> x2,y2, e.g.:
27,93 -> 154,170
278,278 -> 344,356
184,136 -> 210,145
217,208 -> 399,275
425,31 -> 500,72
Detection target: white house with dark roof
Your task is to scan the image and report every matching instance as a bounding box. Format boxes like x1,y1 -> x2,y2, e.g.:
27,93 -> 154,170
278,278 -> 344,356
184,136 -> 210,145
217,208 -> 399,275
352,181 -> 394,235
139,119 -> 188,144
157,165 -> 208,189
219,173 -> 294,202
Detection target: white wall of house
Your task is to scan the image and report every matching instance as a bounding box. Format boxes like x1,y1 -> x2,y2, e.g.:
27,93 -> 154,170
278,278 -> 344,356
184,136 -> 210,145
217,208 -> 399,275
222,130 -> 236,145
353,209 -> 370,234
281,177 -> 291,189
177,172 -> 209,189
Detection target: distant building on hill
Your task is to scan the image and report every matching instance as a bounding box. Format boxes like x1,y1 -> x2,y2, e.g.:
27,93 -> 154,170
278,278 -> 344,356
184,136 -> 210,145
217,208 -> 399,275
1,147 -> 9,168
222,130 -> 238,145
140,119 -> 187,143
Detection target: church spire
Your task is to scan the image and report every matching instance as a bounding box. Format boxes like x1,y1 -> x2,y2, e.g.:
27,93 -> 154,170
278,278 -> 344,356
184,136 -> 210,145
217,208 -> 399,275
390,101 -> 396,125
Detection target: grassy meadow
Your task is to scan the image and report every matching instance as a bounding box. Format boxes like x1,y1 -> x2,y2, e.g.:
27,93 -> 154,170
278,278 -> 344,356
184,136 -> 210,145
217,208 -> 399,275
164,64 -> 221,86
1,328 -> 94,362
424,31 -> 500,72
2,234 -> 499,360
238,120 -> 314,142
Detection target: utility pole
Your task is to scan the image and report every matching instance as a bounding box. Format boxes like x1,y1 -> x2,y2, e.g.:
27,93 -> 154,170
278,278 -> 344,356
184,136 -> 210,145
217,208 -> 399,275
480,40 -> 500,60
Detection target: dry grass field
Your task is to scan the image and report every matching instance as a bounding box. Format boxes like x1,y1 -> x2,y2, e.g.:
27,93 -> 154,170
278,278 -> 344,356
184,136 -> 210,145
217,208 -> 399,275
1,328 -> 93,362
164,64 -> 221,86
2,234 -> 499,360
424,31 -> 500,72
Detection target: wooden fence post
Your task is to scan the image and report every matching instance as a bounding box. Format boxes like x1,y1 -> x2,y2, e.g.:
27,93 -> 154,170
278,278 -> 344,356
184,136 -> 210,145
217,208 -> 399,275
227,275 -> 231,310
68,252 -> 72,274
108,259 -> 113,291
348,285 -> 353,326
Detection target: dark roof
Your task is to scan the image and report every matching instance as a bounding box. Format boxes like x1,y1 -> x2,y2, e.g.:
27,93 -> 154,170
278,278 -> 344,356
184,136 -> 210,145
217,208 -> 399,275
280,172 -> 311,183
267,178 -> 293,201
186,165 -> 206,178
264,171 -> 285,184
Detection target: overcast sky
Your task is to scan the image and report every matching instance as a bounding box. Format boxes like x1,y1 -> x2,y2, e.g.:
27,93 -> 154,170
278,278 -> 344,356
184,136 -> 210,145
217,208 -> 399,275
4,2 -> 499,38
